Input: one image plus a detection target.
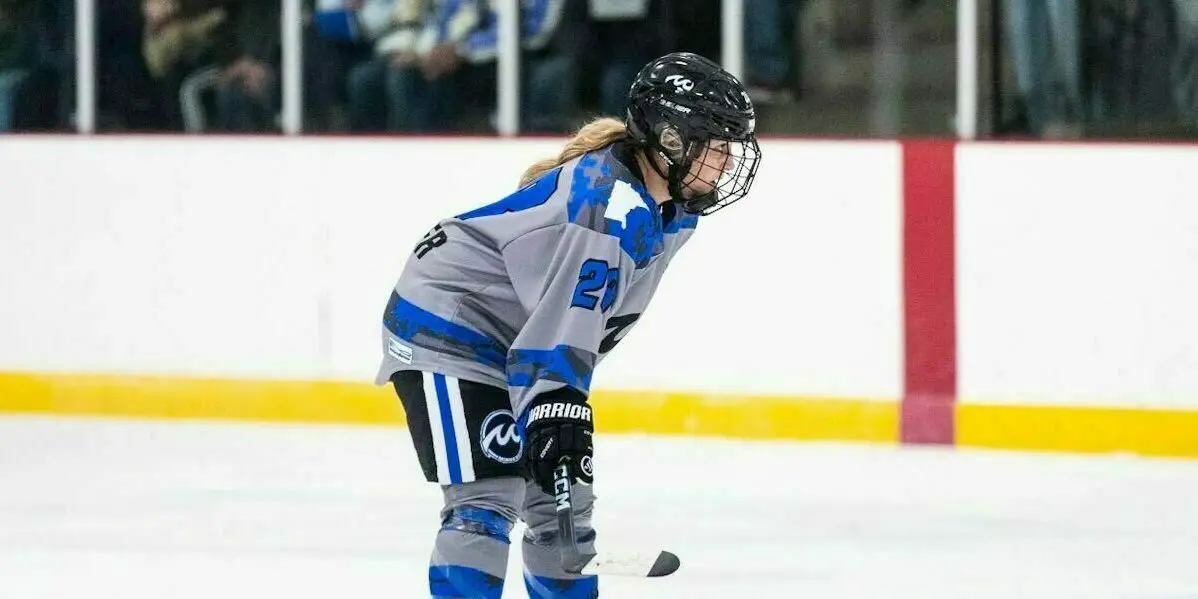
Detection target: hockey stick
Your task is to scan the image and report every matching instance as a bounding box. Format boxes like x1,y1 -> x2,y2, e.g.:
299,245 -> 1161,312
553,458 -> 681,578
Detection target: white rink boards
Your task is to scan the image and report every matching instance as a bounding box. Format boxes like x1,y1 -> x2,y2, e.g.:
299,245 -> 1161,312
2,416 -> 1198,598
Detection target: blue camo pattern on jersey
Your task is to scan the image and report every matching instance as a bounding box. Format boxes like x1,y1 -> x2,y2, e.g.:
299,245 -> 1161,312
456,165 -> 560,220
566,149 -> 665,268
430,565 -> 504,599
384,292 -> 508,369
663,209 -> 699,234
507,344 -> 596,391
524,573 -> 599,599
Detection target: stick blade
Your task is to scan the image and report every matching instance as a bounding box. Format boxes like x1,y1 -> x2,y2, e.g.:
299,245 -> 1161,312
580,550 -> 680,577
647,551 -> 681,577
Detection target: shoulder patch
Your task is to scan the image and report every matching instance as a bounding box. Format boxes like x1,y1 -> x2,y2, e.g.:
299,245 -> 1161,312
604,180 -> 644,227
567,150 -> 665,268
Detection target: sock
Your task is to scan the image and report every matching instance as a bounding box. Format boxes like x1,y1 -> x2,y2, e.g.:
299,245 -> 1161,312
428,507 -> 514,598
521,529 -> 599,599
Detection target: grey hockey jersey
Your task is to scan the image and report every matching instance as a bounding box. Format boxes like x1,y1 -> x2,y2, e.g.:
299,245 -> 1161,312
375,142 -> 699,416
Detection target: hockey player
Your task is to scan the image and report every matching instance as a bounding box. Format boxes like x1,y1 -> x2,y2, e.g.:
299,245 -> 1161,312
375,52 -> 761,598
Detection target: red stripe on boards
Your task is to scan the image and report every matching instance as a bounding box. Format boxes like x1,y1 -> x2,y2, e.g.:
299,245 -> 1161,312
901,140 -> 957,445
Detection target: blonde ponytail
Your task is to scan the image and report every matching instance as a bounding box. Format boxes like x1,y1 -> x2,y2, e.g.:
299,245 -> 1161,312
518,117 -> 628,188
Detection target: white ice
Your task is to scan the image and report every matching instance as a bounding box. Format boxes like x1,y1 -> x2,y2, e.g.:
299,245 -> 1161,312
2,415 -> 1197,599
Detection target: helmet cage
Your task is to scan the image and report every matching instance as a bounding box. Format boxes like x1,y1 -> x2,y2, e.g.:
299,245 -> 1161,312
675,135 -> 761,215
627,109 -> 762,216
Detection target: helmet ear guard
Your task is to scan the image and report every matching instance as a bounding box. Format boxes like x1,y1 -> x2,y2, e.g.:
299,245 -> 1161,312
650,123 -> 713,212
656,124 -> 686,161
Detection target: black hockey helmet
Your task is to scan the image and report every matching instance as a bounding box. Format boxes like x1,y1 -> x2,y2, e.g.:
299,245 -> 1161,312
624,52 -> 761,215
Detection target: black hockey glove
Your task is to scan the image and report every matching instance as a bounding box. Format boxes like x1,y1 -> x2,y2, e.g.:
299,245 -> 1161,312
523,389 -> 594,495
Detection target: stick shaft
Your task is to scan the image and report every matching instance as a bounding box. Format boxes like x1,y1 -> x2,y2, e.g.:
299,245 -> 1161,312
553,458 -> 589,572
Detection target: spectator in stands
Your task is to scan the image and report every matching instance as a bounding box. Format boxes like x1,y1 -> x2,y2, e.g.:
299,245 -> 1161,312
565,0 -> 674,120
1002,0 -> 1083,136
744,0 -> 794,104
672,0 -> 720,64
0,0 -> 74,131
141,0 -> 225,129
347,0 -> 575,133
140,0 -> 279,132
1086,0 -> 1178,131
307,0 -> 375,131
1174,0 -> 1198,126
98,0 -> 170,130
32,0 -> 74,131
0,0 -> 39,131
345,0 -> 424,131
212,0 -> 279,131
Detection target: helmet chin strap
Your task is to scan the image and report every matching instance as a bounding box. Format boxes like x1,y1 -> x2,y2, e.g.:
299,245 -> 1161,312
679,190 -> 719,214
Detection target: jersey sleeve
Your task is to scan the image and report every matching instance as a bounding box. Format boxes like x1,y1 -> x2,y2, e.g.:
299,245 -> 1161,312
501,223 -> 632,415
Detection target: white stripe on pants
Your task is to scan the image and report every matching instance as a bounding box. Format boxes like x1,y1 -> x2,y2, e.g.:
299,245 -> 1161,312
421,372 -> 476,484
445,375 -> 476,483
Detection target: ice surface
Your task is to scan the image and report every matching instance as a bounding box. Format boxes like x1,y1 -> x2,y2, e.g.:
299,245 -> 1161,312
2,416 -> 1197,598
